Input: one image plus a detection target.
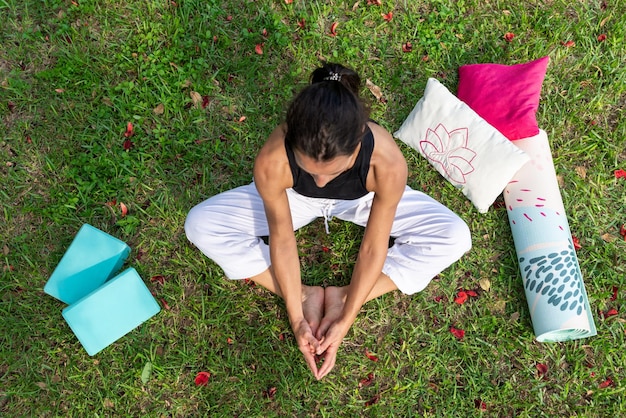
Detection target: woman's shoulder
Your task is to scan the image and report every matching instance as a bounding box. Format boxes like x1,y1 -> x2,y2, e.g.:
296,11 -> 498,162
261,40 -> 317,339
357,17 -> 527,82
367,121 -> 407,187
254,124 -> 292,189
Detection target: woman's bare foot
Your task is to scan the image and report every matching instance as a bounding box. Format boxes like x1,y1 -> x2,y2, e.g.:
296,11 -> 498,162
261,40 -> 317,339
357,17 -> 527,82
302,285 -> 325,337
317,286 -> 348,340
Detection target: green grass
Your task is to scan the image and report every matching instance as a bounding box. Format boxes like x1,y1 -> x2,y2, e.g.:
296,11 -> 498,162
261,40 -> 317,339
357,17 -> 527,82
1,0 -> 625,416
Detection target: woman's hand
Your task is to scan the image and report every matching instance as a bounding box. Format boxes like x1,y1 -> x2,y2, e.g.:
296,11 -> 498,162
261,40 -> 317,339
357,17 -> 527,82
292,318 -> 323,379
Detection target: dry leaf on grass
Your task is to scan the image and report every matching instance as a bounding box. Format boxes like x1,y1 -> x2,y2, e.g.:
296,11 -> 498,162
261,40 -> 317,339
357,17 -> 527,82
190,91 -> 202,108
366,79 -> 384,101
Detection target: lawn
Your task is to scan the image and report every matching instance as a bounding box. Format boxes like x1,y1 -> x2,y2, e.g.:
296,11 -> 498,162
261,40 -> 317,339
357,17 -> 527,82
1,0 -> 625,416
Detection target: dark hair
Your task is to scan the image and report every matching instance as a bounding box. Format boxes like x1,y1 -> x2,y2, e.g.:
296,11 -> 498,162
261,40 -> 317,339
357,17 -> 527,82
285,63 -> 369,161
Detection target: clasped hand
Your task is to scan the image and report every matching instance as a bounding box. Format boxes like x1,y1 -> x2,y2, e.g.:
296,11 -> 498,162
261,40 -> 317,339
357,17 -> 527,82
292,316 -> 350,381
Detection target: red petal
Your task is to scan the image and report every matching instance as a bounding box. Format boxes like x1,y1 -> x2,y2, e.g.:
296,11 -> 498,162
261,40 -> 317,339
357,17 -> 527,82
536,363 -> 548,376
450,326 -> 465,340
365,394 -> 380,407
599,378 -> 614,389
605,308 -> 618,318
284,0 -> 293,3
597,34 -> 607,42
615,169 -> 626,179
382,12 -> 393,22
119,202 -> 128,217
358,372 -> 374,388
124,122 -> 134,138
610,286 -> 618,301
466,290 -> 478,297
365,348 -> 379,362
194,371 -> 211,386
322,246 -> 330,253
160,298 -> 171,310
474,399 -> 487,410
7,101 -> 15,112
329,22 -> 338,36
227,337 -> 233,344
263,386 -> 277,399
454,291 -> 468,305
504,32 -> 515,42
619,224 -> 626,239
561,40 -> 575,47
433,295 -> 444,303
150,275 -> 165,285
297,18 -> 306,29
255,43 -> 263,55
402,42 -> 412,52
572,236 -> 582,251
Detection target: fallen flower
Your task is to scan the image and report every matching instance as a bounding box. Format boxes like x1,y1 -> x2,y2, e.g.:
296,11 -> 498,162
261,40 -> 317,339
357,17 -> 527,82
610,285 -> 618,302
382,11 -> 393,22
454,290 -> 468,305
255,43 -> 263,55
365,348 -> 379,362
358,372 -> 374,388
561,40 -> 575,47
402,41 -> 413,52
322,246 -> 330,253
160,298 -> 171,310
536,363 -> 548,377
504,32 -> 515,42
297,18 -> 305,29
620,224 -> 626,240
474,399 -> 487,410
263,386 -> 277,399
202,95 -> 210,108
615,169 -> 626,179
119,202 -> 128,217
123,139 -> 134,151
597,34 -> 607,42
604,308 -> 618,318
365,394 -> 380,407
367,0 -> 382,5
329,22 -> 338,37
599,378 -> 614,389
572,236 -> 582,251
194,371 -> 211,386
284,0 -> 293,3
123,122 -> 134,138
450,326 -> 465,340
150,275 -> 165,285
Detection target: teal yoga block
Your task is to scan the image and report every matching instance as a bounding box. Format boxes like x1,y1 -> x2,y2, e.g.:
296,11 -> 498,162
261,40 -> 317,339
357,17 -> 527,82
44,224 -> 131,304
62,267 -> 161,356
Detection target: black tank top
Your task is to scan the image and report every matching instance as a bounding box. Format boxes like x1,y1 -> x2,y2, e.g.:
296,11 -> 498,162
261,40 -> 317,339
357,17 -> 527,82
285,125 -> 374,200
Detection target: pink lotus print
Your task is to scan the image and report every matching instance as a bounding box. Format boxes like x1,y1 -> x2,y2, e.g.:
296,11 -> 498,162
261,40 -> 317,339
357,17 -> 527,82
420,124 -> 476,184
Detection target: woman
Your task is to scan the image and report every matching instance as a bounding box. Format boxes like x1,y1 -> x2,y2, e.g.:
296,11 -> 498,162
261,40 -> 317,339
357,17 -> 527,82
185,63 -> 471,380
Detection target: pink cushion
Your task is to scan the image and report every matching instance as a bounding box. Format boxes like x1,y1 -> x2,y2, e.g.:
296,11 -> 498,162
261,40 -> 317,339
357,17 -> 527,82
457,56 -> 549,141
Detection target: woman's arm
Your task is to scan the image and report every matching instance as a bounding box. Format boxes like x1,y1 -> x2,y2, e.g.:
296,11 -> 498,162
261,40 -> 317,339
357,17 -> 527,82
316,124 -> 407,378
253,126 -> 322,377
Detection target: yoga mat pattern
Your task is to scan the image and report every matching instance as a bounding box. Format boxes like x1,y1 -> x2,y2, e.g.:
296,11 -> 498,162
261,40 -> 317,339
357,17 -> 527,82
504,130 -> 596,342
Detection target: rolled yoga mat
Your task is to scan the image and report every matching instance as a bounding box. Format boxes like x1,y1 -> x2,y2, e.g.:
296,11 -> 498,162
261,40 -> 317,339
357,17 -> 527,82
504,129 -> 596,342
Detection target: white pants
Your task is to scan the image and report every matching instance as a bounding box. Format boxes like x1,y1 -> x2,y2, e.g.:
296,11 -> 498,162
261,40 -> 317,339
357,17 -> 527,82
184,183 -> 471,295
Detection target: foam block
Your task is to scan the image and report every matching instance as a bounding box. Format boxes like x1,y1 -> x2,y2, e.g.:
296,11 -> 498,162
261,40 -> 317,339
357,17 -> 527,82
62,267 -> 161,356
44,224 -> 131,304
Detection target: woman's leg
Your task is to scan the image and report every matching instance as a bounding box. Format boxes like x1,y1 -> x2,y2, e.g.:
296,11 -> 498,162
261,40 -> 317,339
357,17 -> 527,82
332,187 -> 472,295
